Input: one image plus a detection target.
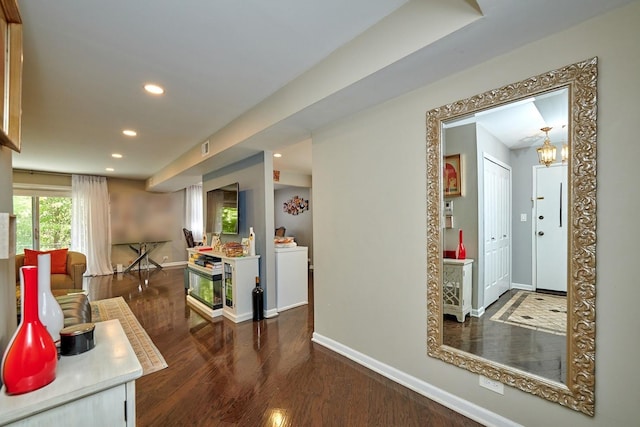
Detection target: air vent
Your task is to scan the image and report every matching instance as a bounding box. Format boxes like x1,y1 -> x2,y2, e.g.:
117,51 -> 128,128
201,140 -> 210,157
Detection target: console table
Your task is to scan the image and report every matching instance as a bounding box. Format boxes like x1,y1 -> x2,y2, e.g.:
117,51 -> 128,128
0,319 -> 142,426
443,259 -> 473,322
123,241 -> 168,272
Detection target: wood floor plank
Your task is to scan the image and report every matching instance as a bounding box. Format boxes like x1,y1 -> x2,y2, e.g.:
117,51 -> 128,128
86,267 -> 480,426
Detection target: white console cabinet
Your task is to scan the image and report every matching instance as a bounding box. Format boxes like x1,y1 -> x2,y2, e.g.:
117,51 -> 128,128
0,320 -> 142,427
275,246 -> 308,312
186,248 -> 260,323
443,259 -> 473,322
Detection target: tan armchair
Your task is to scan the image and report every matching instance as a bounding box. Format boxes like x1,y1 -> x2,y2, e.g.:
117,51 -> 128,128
15,251 -> 87,290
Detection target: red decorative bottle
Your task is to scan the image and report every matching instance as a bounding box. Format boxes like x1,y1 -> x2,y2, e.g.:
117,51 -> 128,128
1,266 -> 57,395
456,229 -> 466,260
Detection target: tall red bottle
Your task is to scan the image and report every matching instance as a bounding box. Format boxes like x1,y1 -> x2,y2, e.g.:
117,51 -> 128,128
456,229 -> 466,260
2,266 -> 57,395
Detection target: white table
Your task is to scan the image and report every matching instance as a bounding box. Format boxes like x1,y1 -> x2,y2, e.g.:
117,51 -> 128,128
443,259 -> 473,322
0,319 -> 143,426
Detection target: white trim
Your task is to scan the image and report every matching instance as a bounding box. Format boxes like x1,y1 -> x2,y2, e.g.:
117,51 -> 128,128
186,295 -> 223,319
264,308 -> 279,318
311,332 -> 520,427
162,261 -> 188,268
277,301 -> 308,312
511,282 -> 533,291
225,310 -> 253,323
471,306 -> 485,318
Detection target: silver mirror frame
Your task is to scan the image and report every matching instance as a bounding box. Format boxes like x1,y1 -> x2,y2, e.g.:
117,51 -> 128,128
426,57 -> 597,416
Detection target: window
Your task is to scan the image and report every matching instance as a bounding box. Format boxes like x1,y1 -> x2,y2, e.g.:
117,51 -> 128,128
13,187 -> 72,253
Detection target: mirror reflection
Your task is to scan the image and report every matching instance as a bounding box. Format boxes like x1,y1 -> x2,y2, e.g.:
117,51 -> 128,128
426,57 -> 597,416
441,88 -> 569,383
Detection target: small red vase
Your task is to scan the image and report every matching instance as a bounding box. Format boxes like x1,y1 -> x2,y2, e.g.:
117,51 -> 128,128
2,266 -> 57,395
456,229 -> 466,260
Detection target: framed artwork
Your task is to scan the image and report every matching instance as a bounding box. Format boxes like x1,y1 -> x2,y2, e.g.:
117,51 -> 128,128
444,154 -> 462,197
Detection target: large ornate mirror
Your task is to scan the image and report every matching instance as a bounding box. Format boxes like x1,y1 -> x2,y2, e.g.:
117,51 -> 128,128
426,58 -> 597,416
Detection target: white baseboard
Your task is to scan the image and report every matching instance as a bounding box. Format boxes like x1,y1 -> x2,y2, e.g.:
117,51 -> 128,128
471,306 -> 485,317
511,282 -> 533,291
311,332 -> 519,427
264,308 -> 279,318
277,301 -> 308,312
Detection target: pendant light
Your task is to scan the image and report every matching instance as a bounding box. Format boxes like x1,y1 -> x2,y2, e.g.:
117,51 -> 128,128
561,142 -> 569,163
537,126 -> 556,167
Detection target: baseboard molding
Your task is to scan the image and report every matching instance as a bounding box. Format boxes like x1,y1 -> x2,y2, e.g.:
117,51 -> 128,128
471,306 -> 485,318
511,282 -> 533,291
311,332 -> 518,427
277,301 -> 308,312
264,308 -> 279,319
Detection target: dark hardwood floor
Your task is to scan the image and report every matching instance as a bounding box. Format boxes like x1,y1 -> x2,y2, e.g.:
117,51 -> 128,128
86,267 -> 481,427
443,289 -> 566,383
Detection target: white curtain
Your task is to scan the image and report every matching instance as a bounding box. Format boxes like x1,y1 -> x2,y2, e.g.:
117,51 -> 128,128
71,175 -> 113,276
185,184 -> 203,241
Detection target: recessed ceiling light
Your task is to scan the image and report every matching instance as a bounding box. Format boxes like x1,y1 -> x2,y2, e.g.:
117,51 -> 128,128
144,83 -> 164,95
273,153 -> 282,158
123,129 -> 137,137
112,153 -> 123,159
105,167 -> 114,172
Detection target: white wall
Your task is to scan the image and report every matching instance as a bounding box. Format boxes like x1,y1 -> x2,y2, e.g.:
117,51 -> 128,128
313,3 -> 640,425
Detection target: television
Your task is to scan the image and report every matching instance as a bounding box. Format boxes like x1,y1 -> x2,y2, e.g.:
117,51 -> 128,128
206,183 -> 239,235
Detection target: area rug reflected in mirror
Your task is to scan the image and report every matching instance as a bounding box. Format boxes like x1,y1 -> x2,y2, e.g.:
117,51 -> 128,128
91,296 -> 168,376
490,290 -> 566,335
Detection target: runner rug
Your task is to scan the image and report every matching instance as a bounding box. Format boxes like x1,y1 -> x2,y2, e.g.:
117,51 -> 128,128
91,296 -> 168,376
490,290 -> 566,335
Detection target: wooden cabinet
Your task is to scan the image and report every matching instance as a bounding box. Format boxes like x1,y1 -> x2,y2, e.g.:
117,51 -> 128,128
0,320 -> 142,426
443,259 -> 473,322
185,248 -> 259,323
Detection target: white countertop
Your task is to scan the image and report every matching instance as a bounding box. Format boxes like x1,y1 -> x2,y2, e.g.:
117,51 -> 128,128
274,246 -> 308,253
0,319 -> 143,424
443,258 -> 474,265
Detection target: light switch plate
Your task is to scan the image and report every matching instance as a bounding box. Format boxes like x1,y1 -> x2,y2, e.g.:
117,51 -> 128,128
520,213 -> 527,222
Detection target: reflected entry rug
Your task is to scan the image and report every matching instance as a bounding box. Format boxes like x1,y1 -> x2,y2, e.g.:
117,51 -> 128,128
91,296 -> 168,376
490,290 -> 566,335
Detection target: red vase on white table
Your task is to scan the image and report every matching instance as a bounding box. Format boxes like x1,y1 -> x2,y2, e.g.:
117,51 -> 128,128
456,229 -> 466,260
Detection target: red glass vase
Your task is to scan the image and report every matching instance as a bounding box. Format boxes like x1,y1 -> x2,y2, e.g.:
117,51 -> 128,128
456,229 -> 466,260
2,266 -> 57,395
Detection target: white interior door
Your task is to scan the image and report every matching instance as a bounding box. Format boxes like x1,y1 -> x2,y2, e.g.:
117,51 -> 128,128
534,164 -> 568,292
483,157 -> 511,308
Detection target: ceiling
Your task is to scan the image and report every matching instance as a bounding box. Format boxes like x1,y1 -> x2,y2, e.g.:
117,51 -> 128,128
445,88 -> 569,150
12,0 -> 634,191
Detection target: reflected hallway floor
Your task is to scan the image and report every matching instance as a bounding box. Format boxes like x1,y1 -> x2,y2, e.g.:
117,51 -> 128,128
443,289 -> 566,383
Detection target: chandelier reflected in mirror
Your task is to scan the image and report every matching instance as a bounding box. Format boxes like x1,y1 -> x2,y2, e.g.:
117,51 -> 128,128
537,126 -> 556,167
